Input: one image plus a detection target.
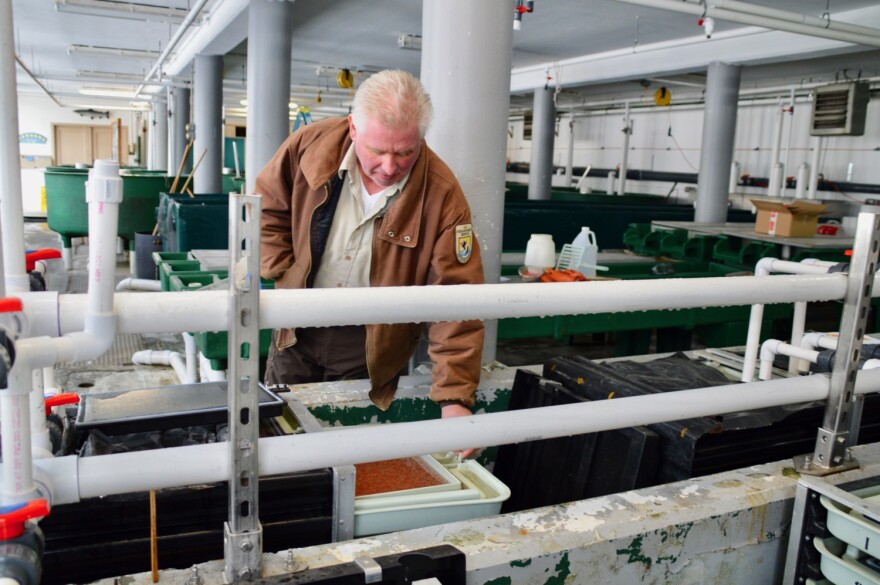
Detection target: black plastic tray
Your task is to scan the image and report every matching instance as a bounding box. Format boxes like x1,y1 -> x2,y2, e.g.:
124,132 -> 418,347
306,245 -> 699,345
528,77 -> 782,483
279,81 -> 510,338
75,381 -> 284,436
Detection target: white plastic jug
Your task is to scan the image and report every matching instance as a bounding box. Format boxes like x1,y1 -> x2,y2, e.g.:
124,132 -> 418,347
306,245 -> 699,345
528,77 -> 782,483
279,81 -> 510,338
524,234 -> 556,269
571,227 -> 598,277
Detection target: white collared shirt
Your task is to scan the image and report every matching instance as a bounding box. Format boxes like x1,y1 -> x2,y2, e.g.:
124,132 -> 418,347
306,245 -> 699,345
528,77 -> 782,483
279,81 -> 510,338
312,144 -> 410,289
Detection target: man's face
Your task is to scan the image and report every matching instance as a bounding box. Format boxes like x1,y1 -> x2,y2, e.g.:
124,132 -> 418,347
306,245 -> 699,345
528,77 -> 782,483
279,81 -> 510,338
349,115 -> 421,190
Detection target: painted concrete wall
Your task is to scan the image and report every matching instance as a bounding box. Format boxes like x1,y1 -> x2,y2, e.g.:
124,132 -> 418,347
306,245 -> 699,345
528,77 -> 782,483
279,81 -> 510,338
508,97 -> 880,217
16,95 -> 142,215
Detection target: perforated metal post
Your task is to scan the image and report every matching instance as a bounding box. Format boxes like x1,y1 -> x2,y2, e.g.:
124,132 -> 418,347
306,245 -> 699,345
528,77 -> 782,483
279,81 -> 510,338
224,193 -> 263,582
798,212 -> 880,474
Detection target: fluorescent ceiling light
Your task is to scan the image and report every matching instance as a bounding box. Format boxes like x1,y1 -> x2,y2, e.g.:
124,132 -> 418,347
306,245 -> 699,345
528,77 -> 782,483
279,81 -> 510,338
72,102 -> 151,112
54,0 -> 189,23
79,86 -> 139,98
76,70 -> 144,82
68,44 -> 161,59
238,100 -> 300,109
397,34 -> 422,51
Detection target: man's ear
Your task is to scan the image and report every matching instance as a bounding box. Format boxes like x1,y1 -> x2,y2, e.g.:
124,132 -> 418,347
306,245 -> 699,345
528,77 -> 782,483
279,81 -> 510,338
348,115 -> 357,141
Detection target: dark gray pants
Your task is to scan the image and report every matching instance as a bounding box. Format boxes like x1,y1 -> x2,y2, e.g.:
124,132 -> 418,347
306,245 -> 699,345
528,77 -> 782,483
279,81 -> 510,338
264,325 -> 368,386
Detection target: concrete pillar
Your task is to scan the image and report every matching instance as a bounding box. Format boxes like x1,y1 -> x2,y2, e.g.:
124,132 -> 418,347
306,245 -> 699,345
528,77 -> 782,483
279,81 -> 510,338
695,61 -> 741,223
194,54 -> 223,194
149,98 -> 168,171
528,86 -> 555,201
167,86 -> 191,175
245,0 -> 293,195
421,0 -> 513,364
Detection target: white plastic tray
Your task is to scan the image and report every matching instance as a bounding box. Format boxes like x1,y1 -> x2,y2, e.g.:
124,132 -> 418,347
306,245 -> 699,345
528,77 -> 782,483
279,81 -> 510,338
814,536 -> 880,585
355,454 -> 460,500
353,459 -> 511,537
821,485 -> 880,557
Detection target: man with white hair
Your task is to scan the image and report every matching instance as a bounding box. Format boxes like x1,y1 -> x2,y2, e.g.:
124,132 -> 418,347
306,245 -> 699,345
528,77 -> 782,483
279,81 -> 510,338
258,70 -> 484,450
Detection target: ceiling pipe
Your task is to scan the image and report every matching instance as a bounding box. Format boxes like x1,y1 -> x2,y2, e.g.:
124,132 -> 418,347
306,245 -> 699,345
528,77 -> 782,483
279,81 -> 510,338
14,56 -> 65,108
134,0 -> 210,99
709,0 -> 880,38
612,0 -> 880,48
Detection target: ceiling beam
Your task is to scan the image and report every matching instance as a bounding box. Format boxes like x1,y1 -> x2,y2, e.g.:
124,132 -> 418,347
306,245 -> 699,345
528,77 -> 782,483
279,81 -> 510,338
511,4 -> 880,93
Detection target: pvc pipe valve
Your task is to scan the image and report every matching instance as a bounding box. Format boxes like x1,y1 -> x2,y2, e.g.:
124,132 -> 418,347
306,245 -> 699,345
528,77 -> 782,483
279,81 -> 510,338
0,500 -> 49,540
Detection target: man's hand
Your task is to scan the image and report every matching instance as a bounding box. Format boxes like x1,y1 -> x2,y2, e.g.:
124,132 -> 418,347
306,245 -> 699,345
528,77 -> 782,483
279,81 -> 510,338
441,403 -> 475,459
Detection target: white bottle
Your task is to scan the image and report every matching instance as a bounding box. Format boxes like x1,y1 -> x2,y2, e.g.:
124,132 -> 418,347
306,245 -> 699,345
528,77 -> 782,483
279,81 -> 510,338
572,227 -> 598,277
524,233 -> 556,269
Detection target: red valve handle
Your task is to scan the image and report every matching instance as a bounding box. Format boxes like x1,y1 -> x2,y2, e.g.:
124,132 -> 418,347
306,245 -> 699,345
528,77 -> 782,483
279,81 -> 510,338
0,298 -> 23,313
45,393 -> 80,416
25,249 -> 62,272
0,499 -> 49,540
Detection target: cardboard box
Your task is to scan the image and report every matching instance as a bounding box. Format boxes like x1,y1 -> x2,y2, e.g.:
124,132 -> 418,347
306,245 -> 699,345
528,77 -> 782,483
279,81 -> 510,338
751,198 -> 828,238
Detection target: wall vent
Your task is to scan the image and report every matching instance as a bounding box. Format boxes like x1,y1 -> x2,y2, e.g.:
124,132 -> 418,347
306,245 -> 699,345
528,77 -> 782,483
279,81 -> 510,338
810,82 -> 870,136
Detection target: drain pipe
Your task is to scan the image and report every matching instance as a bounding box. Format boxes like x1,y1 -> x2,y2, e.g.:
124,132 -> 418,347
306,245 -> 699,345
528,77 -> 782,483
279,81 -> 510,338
115,278 -> 162,292
768,98 -> 784,198
616,102 -> 631,196
132,350 -> 192,384
1,161 -> 120,506
758,339 -> 820,380
198,352 -> 226,382
29,368 -> 880,505
741,258 -> 833,382
183,332 -> 198,382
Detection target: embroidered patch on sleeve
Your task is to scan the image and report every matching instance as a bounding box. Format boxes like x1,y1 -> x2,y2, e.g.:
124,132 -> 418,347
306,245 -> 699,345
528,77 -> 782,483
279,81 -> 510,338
455,223 -> 473,264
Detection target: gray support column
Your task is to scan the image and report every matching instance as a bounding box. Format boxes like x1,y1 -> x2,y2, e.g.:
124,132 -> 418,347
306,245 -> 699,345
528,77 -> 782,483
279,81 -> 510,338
422,0 -> 513,364
149,98 -> 168,171
245,0 -> 293,195
194,54 -> 223,194
528,86 -> 555,201
167,86 -> 192,175
695,61 -> 741,223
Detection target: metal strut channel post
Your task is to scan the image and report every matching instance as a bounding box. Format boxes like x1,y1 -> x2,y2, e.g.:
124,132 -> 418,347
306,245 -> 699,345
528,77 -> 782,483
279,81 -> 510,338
224,194 -> 263,582
797,212 -> 880,475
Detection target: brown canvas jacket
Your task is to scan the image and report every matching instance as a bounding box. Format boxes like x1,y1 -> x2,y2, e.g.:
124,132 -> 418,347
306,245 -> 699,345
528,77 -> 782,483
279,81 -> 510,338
257,117 -> 485,410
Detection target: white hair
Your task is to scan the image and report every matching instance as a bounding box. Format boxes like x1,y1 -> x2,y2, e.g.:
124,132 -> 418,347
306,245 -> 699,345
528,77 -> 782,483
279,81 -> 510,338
351,70 -> 433,138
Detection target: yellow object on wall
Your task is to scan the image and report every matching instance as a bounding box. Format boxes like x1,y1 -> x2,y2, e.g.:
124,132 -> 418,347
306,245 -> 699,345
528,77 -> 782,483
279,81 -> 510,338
40,186 -> 47,212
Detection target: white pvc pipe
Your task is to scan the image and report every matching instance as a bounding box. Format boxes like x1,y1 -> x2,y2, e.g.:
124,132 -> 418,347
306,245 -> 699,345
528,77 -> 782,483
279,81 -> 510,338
712,0 -> 880,38
29,369 -> 51,458
134,0 -> 210,97
1,161 -> 121,505
729,160 -> 740,194
808,136 -> 823,200
864,359 -> 880,370
611,0 -> 880,48
61,247 -> 74,271
606,171 -> 616,195
115,278 -> 162,292
759,339 -> 820,380
741,258 -> 833,382
769,101 -> 784,198
32,368 -> 880,505
43,272 -> 851,337
789,301 -> 808,373
616,102 -> 630,196
183,332 -> 199,383
132,350 -> 192,385
198,352 -> 226,382
0,0 -> 28,294
795,163 -> 810,200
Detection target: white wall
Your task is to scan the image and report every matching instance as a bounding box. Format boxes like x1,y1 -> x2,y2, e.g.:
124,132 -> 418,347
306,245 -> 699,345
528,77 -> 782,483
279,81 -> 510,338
507,96 -> 880,215
16,94 -> 143,215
